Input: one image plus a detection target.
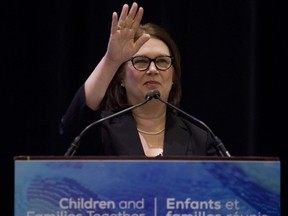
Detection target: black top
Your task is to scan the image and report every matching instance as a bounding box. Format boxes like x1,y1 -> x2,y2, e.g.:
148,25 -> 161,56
59,85 -> 219,156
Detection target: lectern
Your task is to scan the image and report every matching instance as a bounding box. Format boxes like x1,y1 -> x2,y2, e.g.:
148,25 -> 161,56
14,156 -> 280,216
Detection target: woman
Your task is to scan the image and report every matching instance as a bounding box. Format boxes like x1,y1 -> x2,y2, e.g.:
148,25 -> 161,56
59,2 -> 219,157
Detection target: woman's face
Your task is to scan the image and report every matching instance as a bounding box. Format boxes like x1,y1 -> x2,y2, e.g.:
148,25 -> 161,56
122,38 -> 174,105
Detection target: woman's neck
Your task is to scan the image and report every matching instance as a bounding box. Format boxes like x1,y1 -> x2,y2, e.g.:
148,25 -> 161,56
133,103 -> 166,157
132,102 -> 167,131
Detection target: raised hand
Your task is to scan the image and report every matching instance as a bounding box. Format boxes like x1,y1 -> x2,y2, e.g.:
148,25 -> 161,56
106,2 -> 150,64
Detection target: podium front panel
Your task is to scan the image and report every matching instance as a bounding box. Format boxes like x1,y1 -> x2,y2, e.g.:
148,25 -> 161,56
14,157 -> 280,216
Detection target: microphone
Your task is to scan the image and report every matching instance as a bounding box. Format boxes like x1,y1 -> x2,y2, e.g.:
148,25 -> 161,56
64,91 -> 155,156
152,90 -> 231,157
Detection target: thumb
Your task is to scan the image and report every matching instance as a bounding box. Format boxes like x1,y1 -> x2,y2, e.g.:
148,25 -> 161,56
134,34 -> 150,50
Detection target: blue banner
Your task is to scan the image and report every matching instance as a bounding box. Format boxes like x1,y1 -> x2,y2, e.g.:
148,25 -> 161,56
15,159 -> 280,216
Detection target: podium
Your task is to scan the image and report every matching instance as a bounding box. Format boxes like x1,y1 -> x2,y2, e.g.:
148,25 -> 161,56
14,156 -> 280,216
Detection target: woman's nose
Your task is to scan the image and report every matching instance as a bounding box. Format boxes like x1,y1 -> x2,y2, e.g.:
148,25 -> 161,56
146,61 -> 159,74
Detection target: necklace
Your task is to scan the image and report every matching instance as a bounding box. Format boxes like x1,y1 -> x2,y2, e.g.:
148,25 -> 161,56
137,128 -> 165,135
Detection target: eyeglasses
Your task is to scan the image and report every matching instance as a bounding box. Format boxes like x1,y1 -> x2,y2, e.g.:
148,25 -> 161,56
129,56 -> 174,71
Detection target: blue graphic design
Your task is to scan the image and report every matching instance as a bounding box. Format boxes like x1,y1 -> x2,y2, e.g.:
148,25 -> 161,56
14,159 -> 280,216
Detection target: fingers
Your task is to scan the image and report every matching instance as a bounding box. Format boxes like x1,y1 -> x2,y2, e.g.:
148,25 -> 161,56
123,2 -> 138,28
111,12 -> 118,33
131,6 -> 144,30
117,2 -> 142,30
117,4 -> 129,29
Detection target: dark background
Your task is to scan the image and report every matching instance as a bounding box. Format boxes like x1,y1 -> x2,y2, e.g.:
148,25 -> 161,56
2,0 -> 286,215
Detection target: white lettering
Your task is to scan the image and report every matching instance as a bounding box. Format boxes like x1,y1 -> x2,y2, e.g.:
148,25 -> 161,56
166,198 -> 221,210
59,198 -> 115,210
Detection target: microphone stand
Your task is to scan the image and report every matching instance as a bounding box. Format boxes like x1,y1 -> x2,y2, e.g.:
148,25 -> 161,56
64,95 -> 153,156
153,91 -> 231,157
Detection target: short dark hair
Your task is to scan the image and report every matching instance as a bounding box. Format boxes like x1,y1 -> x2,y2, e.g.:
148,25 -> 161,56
105,23 -> 182,112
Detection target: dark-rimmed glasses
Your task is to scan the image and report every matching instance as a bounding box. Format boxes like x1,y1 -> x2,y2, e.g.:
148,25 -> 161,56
129,56 -> 174,71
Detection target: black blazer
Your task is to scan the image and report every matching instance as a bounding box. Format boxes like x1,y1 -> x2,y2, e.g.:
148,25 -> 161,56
59,85 -> 218,156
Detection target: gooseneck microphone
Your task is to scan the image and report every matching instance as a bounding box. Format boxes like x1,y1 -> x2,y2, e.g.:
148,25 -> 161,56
64,91 -> 155,156
152,90 -> 231,157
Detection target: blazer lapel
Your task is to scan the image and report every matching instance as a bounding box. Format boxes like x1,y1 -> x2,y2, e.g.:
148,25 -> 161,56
164,112 -> 190,156
109,111 -> 145,155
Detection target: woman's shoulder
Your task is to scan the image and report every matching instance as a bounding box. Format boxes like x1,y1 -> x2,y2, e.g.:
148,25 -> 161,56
168,111 -> 208,134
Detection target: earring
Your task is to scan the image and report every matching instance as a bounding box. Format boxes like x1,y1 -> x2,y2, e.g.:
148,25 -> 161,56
121,82 -> 125,87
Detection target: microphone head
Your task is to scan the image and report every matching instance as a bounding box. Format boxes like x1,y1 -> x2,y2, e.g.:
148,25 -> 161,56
152,90 -> 160,99
145,90 -> 161,101
145,90 -> 160,101
145,91 -> 155,101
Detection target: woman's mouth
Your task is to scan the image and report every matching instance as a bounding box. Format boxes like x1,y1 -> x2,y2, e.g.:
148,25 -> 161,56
144,80 -> 160,88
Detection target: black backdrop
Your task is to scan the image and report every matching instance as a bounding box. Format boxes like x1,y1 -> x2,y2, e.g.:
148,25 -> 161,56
2,0 -> 286,215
